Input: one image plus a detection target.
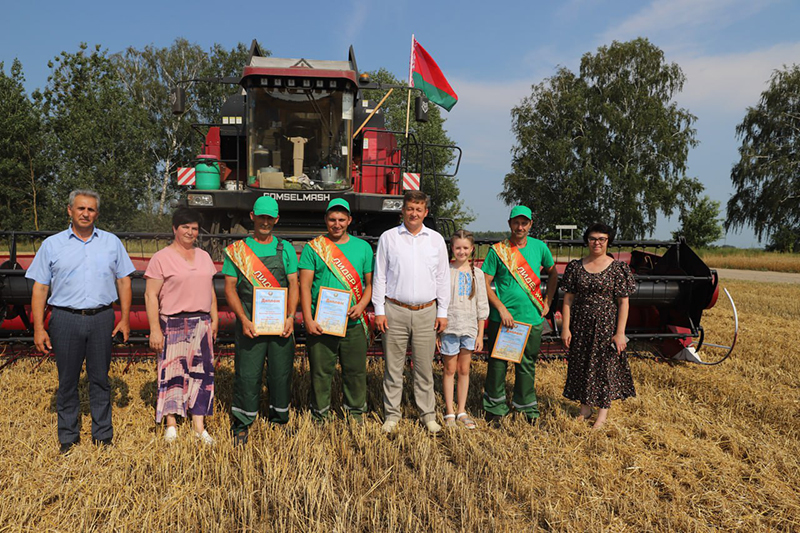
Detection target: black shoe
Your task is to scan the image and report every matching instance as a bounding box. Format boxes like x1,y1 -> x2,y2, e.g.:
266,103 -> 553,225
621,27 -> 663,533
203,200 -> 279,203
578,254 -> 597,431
485,412 -> 503,428
59,440 -> 79,454
233,429 -> 249,447
92,437 -> 113,447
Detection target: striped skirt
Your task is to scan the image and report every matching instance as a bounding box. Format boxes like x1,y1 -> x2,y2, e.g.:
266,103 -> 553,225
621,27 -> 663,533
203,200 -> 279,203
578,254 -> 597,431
155,312 -> 215,423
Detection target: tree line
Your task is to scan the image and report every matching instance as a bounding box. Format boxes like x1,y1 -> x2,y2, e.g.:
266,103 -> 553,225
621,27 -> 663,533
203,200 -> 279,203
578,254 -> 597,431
0,39 -> 467,233
503,37 -> 797,251
0,40 -> 253,232
3,37 -> 796,250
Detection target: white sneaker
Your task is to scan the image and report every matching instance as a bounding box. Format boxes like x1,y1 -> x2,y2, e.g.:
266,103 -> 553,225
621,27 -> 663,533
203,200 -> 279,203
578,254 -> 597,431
381,419 -> 398,434
194,430 -> 215,446
164,426 -> 177,443
425,420 -> 442,434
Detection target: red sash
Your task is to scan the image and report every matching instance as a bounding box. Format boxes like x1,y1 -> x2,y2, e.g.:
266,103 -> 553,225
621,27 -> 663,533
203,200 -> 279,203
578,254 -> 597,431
308,235 -> 372,343
225,239 -> 280,288
491,239 -> 545,314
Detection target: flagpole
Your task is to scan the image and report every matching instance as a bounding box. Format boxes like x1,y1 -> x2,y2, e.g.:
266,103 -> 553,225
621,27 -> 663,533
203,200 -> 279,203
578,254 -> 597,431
405,34 -> 414,139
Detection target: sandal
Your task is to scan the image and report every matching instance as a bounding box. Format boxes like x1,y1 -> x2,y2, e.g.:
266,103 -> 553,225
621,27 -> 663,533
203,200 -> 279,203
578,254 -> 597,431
443,414 -> 457,427
457,412 -> 477,430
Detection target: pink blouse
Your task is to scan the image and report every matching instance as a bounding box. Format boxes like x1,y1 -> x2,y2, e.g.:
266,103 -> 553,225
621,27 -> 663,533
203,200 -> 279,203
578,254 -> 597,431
144,246 -> 217,315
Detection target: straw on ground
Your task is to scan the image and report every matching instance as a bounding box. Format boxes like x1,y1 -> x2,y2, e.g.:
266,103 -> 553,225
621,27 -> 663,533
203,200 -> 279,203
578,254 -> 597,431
0,279 -> 798,531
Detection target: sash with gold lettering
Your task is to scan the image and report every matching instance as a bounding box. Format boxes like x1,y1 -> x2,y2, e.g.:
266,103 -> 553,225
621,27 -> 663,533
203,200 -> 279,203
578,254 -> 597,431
308,235 -> 372,344
225,239 -> 281,288
491,239 -> 545,315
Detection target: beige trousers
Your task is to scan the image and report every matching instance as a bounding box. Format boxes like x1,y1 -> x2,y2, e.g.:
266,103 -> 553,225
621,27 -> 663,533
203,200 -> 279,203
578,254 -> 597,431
382,300 -> 438,423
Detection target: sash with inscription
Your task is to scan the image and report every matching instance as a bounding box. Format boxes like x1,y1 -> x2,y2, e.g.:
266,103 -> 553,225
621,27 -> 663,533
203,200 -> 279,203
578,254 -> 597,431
491,239 -> 546,315
225,240 -> 281,288
308,236 -> 372,344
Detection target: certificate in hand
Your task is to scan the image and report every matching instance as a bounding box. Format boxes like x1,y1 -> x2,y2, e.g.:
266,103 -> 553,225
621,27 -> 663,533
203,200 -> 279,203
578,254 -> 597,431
315,287 -> 351,337
490,322 -> 532,364
252,287 -> 287,335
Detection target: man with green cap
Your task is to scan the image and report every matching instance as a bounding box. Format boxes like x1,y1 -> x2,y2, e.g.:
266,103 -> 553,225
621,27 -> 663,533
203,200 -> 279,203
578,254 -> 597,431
481,205 -> 558,424
299,198 -> 373,422
223,195 -> 299,443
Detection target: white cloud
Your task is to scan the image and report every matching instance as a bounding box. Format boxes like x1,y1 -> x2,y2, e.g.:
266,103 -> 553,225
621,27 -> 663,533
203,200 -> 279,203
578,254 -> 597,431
555,0 -> 597,21
676,42 -> 800,113
519,44 -> 575,76
444,77 -> 533,170
600,0 -> 773,43
451,77 -> 533,113
341,0 -> 370,48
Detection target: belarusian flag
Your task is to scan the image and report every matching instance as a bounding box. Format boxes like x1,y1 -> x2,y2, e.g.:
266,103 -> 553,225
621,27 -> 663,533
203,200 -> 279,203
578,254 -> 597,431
409,37 -> 458,111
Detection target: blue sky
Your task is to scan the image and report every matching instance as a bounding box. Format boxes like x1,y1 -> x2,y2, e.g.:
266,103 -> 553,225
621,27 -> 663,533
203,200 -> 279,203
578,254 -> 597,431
4,0 -> 799,246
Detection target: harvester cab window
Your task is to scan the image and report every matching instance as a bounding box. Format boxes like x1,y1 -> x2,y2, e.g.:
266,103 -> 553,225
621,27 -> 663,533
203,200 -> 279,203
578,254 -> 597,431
248,86 -> 353,190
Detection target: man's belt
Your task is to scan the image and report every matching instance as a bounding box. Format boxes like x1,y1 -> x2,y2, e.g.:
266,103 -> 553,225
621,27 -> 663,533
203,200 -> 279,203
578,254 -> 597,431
386,298 -> 436,311
52,305 -> 113,316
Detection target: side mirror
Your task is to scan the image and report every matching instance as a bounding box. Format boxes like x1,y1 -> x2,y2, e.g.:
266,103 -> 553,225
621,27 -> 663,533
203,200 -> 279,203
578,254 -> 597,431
170,87 -> 186,115
415,95 -> 429,123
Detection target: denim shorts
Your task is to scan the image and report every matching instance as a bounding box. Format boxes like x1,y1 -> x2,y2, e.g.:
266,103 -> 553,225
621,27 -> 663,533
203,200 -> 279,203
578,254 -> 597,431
440,333 -> 476,356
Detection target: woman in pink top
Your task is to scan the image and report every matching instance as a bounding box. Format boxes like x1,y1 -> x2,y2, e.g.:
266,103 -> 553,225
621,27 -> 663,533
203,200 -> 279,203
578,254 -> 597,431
144,208 -> 218,445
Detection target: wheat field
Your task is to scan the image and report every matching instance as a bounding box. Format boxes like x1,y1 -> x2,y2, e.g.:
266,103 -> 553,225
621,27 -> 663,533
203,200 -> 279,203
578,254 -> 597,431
699,249 -> 800,273
0,278 -> 798,531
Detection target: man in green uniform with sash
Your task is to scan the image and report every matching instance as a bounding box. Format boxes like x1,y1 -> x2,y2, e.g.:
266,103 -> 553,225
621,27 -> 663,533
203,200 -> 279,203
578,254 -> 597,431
299,199 -> 373,422
223,196 -> 299,443
481,205 -> 558,424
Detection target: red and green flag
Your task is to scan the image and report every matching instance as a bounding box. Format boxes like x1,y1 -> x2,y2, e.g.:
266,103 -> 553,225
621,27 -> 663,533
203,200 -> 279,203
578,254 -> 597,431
409,37 -> 458,111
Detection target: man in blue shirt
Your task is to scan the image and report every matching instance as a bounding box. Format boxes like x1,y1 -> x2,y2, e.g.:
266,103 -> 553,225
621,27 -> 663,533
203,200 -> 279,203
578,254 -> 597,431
26,190 -> 135,453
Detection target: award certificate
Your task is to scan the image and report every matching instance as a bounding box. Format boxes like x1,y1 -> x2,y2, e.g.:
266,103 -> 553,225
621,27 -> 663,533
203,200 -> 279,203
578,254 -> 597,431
490,322 -> 532,364
252,287 -> 287,335
315,287 -> 351,337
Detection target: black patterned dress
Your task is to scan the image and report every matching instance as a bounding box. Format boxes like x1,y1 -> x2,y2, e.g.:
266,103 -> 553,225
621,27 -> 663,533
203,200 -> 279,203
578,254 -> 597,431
561,259 -> 637,408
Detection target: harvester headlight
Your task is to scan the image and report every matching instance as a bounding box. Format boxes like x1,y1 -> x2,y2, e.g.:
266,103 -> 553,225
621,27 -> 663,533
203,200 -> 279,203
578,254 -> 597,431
188,194 -> 213,207
382,199 -> 402,211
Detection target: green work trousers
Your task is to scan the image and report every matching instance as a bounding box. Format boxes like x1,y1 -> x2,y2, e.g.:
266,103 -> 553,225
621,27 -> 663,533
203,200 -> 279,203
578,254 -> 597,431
307,320 -> 368,421
482,320 -> 544,419
231,327 -> 295,430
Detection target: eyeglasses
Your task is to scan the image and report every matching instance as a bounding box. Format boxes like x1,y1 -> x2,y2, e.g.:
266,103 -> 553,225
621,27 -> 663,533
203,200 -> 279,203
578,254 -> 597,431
588,237 -> 608,244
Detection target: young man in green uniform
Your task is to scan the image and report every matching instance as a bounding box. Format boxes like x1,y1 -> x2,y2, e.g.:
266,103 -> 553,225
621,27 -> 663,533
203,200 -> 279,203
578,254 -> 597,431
223,196 -> 299,443
481,206 -> 559,424
299,199 -> 373,422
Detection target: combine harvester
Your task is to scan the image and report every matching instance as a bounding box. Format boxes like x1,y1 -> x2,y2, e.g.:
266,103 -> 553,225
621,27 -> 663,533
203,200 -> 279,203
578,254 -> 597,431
0,43 -> 737,369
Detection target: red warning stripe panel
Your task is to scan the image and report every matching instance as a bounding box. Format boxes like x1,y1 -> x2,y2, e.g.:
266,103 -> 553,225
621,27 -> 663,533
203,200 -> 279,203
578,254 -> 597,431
177,167 -> 196,186
402,172 -> 420,191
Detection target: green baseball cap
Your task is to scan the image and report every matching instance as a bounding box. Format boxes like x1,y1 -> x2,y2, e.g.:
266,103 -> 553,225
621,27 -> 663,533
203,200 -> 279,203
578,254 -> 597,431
326,198 -> 351,213
509,205 -> 532,220
253,196 -> 279,217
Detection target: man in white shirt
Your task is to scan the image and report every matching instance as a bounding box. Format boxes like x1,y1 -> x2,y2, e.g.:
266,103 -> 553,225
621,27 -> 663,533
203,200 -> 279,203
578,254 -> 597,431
373,191 -> 451,434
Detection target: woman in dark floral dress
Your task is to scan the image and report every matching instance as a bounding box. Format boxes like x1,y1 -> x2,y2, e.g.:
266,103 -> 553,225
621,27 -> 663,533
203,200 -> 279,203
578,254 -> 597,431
560,223 -> 637,429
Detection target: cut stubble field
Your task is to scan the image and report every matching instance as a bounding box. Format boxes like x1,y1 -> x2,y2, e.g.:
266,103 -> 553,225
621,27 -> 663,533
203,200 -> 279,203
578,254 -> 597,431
0,279 -> 798,531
